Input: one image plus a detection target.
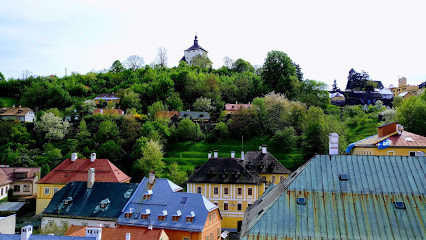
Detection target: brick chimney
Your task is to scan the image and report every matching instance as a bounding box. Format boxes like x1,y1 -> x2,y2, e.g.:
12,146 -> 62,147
378,122 -> 398,137
88,168 -> 95,189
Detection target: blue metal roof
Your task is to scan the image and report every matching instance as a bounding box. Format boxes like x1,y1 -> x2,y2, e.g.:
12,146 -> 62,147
43,181 -> 138,220
118,178 -> 218,232
241,155 -> 426,240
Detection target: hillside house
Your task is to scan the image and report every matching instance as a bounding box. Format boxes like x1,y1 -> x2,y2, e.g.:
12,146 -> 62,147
224,103 -> 252,114
0,167 -> 40,199
66,225 -> 169,240
94,94 -> 120,105
0,106 -> 35,122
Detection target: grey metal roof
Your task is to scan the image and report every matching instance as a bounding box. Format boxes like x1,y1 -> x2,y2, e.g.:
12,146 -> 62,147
179,111 -> 210,120
240,155 -> 426,240
0,202 -> 25,212
244,151 -> 292,174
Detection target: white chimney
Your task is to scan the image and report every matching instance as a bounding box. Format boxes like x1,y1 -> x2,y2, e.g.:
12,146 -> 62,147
86,227 -> 102,240
100,109 -> 103,114
71,153 -> 77,162
90,153 -> 96,162
231,151 -> 235,158
21,225 -> 33,240
208,151 -> 212,159
329,133 -> 339,155
241,151 -> 245,161
126,233 -> 131,240
261,145 -> 267,154
213,150 -> 218,158
149,171 -> 155,184
88,168 -> 95,189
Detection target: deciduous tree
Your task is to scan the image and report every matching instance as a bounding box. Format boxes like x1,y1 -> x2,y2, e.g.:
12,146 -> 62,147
125,55 -> 145,71
36,112 -> 70,141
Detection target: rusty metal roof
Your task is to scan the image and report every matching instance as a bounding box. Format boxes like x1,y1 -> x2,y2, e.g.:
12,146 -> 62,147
240,155 -> 426,240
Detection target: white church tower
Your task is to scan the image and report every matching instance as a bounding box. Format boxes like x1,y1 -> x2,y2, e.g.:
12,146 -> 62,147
180,35 -> 210,66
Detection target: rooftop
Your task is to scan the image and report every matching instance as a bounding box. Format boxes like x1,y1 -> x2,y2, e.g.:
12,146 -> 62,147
241,155 -> 426,240
244,150 -> 292,175
66,225 -> 165,240
94,94 -> 120,99
0,167 -> 40,182
0,106 -> 33,116
185,35 -> 208,52
38,157 -> 130,184
43,181 -> 138,220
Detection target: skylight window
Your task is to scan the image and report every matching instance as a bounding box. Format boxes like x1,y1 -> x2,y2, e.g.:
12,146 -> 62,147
181,197 -> 187,204
394,201 -> 406,209
339,173 -> 349,181
297,197 -> 306,205
63,197 -> 73,205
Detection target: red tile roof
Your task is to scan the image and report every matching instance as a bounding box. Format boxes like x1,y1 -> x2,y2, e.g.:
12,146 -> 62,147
225,103 -> 252,111
38,158 -> 130,184
355,130 -> 426,148
66,225 -> 165,240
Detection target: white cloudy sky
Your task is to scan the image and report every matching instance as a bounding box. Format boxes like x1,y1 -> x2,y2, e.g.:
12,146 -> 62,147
1,0 -> 425,90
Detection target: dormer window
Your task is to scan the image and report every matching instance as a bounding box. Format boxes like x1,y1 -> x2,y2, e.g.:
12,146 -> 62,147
14,172 -> 27,179
172,215 -> 180,221
17,109 -> 23,114
186,217 -> 194,223
158,215 -> 166,221
143,190 -> 153,200
297,197 -> 306,205
0,110 -> 5,113
63,197 -> 73,205
99,198 -> 110,208
141,214 -> 149,220
394,201 -> 406,209
339,173 -> 349,181
125,208 -> 134,218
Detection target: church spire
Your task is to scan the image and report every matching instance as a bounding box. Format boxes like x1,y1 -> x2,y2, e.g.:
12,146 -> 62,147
194,34 -> 198,45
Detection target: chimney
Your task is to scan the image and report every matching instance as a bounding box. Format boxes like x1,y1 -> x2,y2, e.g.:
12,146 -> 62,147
329,133 -> 339,155
86,227 -> 102,240
126,233 -> 131,240
88,168 -> 95,189
241,151 -> 245,161
231,151 -> 235,158
261,145 -> 267,154
149,171 -> 155,184
208,151 -> 212,159
90,153 -> 96,162
378,122 -> 398,138
71,153 -> 77,162
100,109 -> 103,114
213,150 -> 218,158
21,225 -> 33,240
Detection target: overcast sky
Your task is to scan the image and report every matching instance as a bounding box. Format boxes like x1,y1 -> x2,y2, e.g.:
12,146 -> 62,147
1,0 -> 425,90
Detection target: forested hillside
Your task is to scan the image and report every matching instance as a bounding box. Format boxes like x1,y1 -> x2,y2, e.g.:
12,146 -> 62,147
1,51 -> 425,185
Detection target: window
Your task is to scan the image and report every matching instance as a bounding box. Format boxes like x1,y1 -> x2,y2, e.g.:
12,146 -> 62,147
210,233 -> 213,240
387,151 -> 395,156
172,215 -> 180,222
1,188 -> 3,196
44,187 -> 50,195
24,185 -> 30,192
214,187 -> 218,194
53,187 -> 59,194
82,222 -> 88,226
409,152 -> 416,156
197,187 -> 202,193
339,173 -> 349,181
394,201 -> 406,209
186,216 -> 194,223
184,238 -> 190,240
14,185 -> 20,192
217,228 -> 220,238
61,221 -> 68,227
104,224 -> 110,228
262,176 -> 266,181
297,197 -> 306,205
158,215 -> 166,221
213,212 -> 215,220
206,236 -> 209,240
141,214 -> 149,220
248,188 -> 253,195
214,201 -> 218,206
209,213 -> 212,222
237,203 -> 242,211
224,187 -> 228,195
224,203 -> 229,210
48,220 -> 54,227
272,176 -> 276,183
125,212 -> 133,218
248,203 -> 252,208
237,187 -> 242,195
280,176 -> 285,182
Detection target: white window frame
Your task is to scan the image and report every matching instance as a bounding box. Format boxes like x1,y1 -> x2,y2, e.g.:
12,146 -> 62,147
44,187 -> 50,195
387,151 -> 395,156
53,187 -> 59,194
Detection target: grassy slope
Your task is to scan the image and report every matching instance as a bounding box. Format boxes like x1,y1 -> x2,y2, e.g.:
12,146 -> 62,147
164,136 -> 305,175
0,97 -> 19,107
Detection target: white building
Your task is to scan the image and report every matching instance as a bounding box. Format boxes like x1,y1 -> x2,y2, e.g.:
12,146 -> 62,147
180,35 -> 210,66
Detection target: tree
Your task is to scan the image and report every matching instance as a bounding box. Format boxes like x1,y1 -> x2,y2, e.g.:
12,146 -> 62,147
332,79 -> 340,92
193,97 -> 215,112
298,79 -> 330,109
36,112 -> 70,141
97,140 -> 122,164
292,62 -> 303,81
110,60 -> 125,73
176,118 -> 204,140
168,161 -> 187,186
134,140 -> 165,177
346,68 -> 370,91
155,47 -> 168,68
190,55 -> 212,68
223,56 -> 234,68
302,106 -> 328,159
166,92 -> 183,111
232,58 -> 254,73
396,93 -> 426,136
120,89 -> 142,110
262,50 -> 299,99
81,100 -> 96,115
148,101 -> 167,119
120,115 -> 141,150
392,95 -> 403,108
21,70 -> 32,80
125,55 -> 145,71
0,72 -> 5,81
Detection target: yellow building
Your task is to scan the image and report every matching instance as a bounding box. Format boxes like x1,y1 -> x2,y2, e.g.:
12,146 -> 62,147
346,121 -> 426,156
390,77 -> 419,96
186,146 -> 291,231
36,153 -> 131,215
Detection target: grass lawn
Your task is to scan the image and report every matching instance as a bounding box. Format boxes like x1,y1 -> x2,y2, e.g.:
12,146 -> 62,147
163,136 -> 305,177
0,97 -> 19,107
